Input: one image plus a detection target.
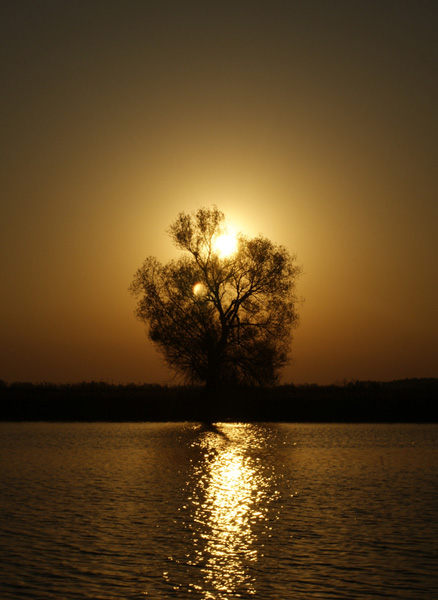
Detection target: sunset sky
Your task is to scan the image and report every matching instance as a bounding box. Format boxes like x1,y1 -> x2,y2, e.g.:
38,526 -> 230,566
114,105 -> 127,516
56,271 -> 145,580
2,1 -> 437,385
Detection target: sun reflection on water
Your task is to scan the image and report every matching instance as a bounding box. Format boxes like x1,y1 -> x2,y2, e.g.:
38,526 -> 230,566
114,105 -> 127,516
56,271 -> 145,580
186,423 -> 278,598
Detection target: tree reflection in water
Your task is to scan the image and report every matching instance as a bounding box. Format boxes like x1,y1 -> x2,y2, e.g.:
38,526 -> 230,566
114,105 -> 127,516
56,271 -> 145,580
186,424 -> 280,598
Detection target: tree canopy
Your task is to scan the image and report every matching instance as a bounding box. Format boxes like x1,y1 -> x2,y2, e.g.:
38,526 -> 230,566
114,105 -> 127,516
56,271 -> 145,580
130,207 -> 301,391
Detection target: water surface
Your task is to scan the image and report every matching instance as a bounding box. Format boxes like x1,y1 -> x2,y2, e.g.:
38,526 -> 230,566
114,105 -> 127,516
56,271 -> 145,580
0,423 -> 437,599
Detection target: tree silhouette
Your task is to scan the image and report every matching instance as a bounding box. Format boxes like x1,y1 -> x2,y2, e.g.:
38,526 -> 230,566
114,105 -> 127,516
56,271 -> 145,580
130,207 -> 301,393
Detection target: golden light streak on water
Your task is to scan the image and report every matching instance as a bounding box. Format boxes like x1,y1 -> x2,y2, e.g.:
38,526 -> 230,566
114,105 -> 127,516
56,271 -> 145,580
188,424 -> 277,598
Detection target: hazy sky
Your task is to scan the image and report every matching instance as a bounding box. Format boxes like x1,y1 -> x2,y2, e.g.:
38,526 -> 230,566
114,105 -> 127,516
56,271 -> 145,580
2,0 -> 437,385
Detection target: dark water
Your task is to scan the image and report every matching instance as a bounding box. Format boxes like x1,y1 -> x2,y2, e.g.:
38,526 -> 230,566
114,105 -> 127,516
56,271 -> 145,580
0,422 -> 437,599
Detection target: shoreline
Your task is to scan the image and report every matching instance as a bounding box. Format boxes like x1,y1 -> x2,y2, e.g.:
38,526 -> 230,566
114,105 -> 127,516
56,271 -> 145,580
1,379 -> 436,423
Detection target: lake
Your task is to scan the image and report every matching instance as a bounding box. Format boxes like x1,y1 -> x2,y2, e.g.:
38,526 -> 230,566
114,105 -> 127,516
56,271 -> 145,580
0,422 -> 437,599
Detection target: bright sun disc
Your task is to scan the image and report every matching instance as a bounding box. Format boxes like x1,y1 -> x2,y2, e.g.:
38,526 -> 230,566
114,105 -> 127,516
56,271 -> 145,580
213,233 -> 238,257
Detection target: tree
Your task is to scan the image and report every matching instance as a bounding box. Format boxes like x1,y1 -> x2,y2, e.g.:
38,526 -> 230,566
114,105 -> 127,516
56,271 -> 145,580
130,207 -> 301,393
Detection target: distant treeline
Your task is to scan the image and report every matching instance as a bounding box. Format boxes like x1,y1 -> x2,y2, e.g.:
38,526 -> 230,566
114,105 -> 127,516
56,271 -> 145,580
0,379 -> 437,422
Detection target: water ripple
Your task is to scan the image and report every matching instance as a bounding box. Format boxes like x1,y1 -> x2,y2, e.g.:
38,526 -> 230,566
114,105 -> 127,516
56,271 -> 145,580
0,422 -> 437,599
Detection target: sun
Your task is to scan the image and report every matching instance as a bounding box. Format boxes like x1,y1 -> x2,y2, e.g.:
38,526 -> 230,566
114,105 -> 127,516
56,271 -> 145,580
212,233 -> 238,258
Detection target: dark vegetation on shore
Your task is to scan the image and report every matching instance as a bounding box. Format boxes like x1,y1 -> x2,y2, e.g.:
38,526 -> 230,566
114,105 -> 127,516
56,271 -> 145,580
0,378 -> 436,422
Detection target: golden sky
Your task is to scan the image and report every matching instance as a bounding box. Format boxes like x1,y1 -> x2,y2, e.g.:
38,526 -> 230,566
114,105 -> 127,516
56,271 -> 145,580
1,1 -> 437,384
